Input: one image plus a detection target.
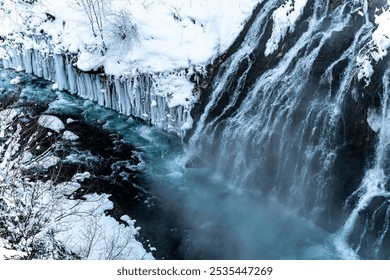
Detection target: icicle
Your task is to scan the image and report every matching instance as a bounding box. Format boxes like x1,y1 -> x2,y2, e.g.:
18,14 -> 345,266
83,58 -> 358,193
0,36 -> 192,137
54,54 -> 69,91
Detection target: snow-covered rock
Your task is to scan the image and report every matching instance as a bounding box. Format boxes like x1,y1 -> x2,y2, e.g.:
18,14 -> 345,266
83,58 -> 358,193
265,0 -> 308,56
0,109 -> 18,138
0,247 -> 26,260
38,115 -> 65,132
0,109 -> 18,123
63,130 -> 79,141
10,76 -> 21,84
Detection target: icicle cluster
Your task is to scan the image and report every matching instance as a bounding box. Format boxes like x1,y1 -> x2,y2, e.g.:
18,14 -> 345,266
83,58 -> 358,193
0,37 -> 198,137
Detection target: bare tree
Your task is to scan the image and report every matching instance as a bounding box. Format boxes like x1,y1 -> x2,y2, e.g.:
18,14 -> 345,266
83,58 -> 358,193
106,7 -> 139,51
0,110 -> 77,259
73,0 -> 140,55
74,0 -> 109,53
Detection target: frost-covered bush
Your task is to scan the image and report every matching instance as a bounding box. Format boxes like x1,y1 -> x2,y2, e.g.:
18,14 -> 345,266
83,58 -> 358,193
74,0 -> 109,53
74,0 -> 139,55
106,7 -> 139,50
0,186 -> 79,259
74,0 -> 107,37
0,110 -> 78,259
0,105 -> 150,260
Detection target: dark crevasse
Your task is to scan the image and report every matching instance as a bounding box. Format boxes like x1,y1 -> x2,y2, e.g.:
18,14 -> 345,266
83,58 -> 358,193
187,0 -> 390,259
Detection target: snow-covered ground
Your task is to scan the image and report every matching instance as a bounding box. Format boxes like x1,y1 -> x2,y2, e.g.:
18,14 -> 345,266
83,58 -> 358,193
0,0 -> 260,74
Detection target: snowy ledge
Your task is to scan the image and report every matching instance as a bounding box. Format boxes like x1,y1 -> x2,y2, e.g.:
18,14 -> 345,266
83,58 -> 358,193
0,33 -> 203,137
0,0 -> 260,137
356,2 -> 390,85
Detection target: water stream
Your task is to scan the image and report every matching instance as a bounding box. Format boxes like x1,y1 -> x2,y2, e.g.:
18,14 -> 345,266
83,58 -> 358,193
187,0 -> 390,259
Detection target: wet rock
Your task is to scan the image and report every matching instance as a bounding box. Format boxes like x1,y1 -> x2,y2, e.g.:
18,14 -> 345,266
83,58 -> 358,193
185,155 -> 204,168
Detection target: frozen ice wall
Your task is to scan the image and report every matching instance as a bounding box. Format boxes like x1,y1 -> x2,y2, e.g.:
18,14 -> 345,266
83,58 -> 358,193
0,37 -> 198,137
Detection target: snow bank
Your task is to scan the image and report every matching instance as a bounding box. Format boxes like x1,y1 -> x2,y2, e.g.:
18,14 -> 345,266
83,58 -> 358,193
0,0 -> 260,74
0,247 -> 26,260
56,192 -> 154,260
0,0 -> 260,136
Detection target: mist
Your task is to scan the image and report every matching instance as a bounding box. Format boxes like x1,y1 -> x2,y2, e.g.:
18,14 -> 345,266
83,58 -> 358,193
148,152 -> 338,260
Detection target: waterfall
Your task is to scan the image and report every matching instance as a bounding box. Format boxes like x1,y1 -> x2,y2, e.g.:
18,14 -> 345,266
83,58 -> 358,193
335,65 -> 390,259
188,0 -> 390,259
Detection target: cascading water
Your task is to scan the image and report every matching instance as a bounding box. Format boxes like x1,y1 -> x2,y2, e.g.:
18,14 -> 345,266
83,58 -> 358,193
188,0 -> 390,259
335,65 -> 390,259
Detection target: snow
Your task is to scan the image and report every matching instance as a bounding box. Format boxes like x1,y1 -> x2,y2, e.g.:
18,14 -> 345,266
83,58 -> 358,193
107,0 -> 260,73
265,0 -> 308,56
181,115 -> 194,131
39,155 -> 60,169
357,5 -> 390,85
0,0 -> 260,74
371,8 -> 390,61
155,70 -> 197,108
10,76 -> 21,84
357,55 -> 374,83
0,109 -> 18,138
0,247 -> 26,260
76,51 -> 106,72
0,108 -> 18,123
38,115 -> 65,132
52,82 -> 59,90
72,172 -> 91,182
63,130 -> 80,141
55,193 -> 154,260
